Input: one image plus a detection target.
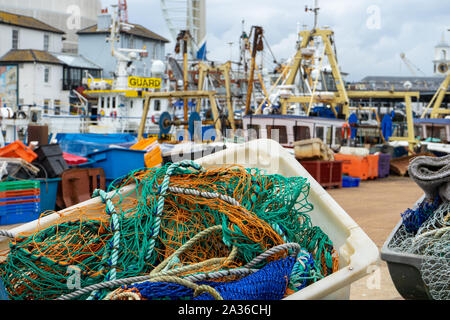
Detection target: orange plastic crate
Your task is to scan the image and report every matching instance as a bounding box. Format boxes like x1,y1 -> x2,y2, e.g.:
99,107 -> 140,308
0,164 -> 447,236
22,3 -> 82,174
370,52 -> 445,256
144,146 -> 163,168
0,189 -> 40,198
367,155 -> 379,180
130,138 -> 158,151
0,141 -> 38,163
334,154 -> 369,181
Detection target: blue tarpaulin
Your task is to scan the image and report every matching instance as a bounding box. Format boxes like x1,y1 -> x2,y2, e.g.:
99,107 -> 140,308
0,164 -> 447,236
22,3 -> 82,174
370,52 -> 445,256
55,133 -> 138,157
348,113 -> 359,139
381,115 -> 393,141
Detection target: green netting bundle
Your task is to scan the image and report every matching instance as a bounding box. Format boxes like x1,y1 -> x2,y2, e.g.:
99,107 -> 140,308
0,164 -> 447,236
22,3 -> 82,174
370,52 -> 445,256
0,160 -> 339,300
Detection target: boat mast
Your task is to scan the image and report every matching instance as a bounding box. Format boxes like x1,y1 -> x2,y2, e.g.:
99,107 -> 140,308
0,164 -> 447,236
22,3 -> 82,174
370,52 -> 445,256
107,5 -> 147,91
305,0 -> 320,30
244,26 -> 264,115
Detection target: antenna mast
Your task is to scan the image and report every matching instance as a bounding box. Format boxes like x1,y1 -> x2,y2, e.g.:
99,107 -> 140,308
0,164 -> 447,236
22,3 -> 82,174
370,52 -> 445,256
118,0 -> 128,23
305,0 -> 320,29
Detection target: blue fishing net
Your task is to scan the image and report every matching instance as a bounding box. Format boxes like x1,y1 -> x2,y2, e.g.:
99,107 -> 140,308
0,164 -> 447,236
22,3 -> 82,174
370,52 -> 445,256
401,196 -> 440,234
0,278 -> 9,301
289,250 -> 319,291
127,257 -> 296,300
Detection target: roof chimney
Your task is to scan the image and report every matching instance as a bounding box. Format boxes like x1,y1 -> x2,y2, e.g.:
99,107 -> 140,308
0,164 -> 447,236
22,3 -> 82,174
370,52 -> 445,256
97,12 -> 112,31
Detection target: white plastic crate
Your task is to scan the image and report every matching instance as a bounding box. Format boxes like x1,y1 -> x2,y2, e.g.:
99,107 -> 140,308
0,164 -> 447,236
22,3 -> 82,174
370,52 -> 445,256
196,139 -> 380,300
0,139 -> 380,300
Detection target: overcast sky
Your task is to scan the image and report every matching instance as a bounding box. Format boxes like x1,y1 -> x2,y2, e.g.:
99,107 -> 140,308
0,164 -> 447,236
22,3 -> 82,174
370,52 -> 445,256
102,0 -> 450,81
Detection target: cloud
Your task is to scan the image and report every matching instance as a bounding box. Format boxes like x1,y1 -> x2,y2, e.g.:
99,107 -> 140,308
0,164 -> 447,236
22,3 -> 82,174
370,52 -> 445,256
101,0 -> 450,81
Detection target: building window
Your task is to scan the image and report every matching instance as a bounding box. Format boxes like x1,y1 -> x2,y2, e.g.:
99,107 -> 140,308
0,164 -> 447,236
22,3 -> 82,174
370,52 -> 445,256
247,124 -> 260,140
64,67 -> 100,91
427,125 -> 447,141
326,126 -> 332,145
267,125 -> 288,144
315,126 -> 324,141
12,30 -> 19,49
54,100 -> 61,115
415,125 -> 424,139
154,100 -> 161,111
112,96 -> 116,109
335,127 -> 342,145
44,34 -> 50,51
44,67 -> 50,83
44,100 -> 50,114
129,36 -> 135,49
293,126 -> 311,141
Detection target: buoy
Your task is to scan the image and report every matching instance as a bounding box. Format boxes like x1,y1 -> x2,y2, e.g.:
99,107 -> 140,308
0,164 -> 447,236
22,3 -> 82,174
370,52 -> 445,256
341,123 -> 352,140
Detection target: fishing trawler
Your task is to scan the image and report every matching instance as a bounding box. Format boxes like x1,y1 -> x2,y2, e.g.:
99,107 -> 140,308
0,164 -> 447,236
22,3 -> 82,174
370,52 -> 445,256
0,5 -> 173,144
240,1 -> 450,155
80,6 -> 173,136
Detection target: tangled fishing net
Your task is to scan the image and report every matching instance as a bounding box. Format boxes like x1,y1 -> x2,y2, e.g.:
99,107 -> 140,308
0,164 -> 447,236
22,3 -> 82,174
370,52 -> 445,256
0,160 -> 339,300
388,154 -> 450,300
388,198 -> 449,300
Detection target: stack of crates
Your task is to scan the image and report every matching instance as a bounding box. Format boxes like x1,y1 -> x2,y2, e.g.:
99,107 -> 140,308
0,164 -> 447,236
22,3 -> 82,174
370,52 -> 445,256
334,154 -> 369,181
367,155 -> 379,180
299,160 -> 343,189
130,138 -> 163,169
0,141 -> 38,163
378,153 -> 391,178
86,148 -> 146,187
34,144 -> 68,178
0,181 -> 41,225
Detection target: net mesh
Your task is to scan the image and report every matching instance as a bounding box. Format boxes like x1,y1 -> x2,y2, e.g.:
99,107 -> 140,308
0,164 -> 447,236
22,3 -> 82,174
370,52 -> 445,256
117,257 -> 297,301
0,161 -> 339,300
388,201 -> 450,300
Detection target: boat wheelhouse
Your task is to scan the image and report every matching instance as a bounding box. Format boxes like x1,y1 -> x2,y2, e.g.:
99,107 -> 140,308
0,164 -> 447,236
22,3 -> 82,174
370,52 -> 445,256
243,114 -> 346,148
414,118 -> 450,143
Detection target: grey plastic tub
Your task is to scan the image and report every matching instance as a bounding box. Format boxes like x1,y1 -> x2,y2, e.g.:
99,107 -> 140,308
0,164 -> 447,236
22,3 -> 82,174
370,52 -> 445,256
380,195 -> 433,300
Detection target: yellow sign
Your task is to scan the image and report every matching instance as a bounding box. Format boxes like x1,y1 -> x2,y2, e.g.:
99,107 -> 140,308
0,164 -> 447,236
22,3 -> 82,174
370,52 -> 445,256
128,77 -> 162,89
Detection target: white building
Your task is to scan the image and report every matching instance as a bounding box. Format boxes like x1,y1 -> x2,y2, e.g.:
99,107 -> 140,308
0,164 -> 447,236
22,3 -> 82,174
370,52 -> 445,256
433,32 -> 450,76
77,12 -> 169,79
0,49 -> 69,114
0,0 -> 102,53
0,10 -> 101,114
0,10 -> 64,57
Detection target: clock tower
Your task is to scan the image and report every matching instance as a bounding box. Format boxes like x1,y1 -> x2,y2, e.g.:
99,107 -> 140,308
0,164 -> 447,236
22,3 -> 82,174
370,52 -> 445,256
434,31 -> 450,76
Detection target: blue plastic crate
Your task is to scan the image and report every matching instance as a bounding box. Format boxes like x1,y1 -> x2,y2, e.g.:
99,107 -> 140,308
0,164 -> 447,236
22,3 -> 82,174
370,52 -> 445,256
0,195 -> 40,203
69,158 -> 97,169
38,178 -> 61,213
342,176 -> 361,188
0,202 -> 41,225
86,148 -> 146,181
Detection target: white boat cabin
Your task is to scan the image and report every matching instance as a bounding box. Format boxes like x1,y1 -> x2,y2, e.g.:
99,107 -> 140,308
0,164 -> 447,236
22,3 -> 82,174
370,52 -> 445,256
242,114 -> 346,148
414,119 -> 450,143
